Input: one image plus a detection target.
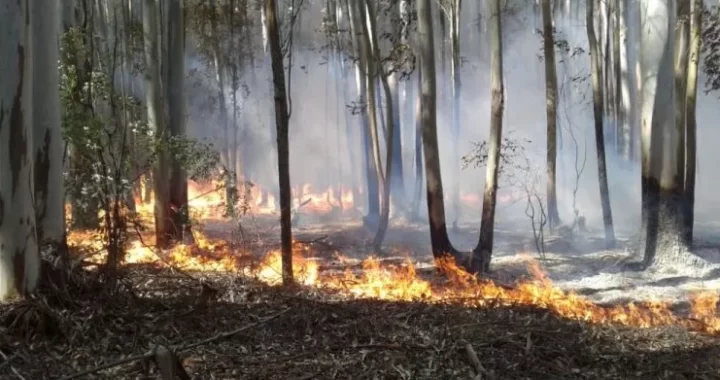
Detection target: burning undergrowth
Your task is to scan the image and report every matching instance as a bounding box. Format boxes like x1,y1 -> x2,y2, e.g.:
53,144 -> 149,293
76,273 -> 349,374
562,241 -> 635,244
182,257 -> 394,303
2,272 -> 720,380
6,190 -> 720,379
70,228 -> 720,336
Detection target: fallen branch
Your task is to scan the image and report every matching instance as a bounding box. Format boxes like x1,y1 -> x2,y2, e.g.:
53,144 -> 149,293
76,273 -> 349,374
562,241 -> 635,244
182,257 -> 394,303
463,342 -> 488,379
59,308 -> 290,380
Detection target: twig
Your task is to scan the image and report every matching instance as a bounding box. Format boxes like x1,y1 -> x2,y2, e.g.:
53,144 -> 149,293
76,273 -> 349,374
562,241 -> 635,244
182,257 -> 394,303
0,350 -> 27,380
59,308 -> 290,380
463,342 -> 487,379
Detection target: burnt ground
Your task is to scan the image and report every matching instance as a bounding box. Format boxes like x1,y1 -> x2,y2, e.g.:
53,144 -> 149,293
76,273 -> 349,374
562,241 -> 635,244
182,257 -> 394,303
2,213 -> 720,379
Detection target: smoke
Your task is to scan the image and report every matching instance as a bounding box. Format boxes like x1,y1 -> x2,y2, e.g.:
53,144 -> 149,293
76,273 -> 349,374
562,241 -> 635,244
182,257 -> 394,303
179,0 -> 720,248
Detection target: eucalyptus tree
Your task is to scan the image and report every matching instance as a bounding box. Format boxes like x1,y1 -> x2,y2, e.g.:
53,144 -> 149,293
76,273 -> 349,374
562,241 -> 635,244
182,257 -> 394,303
265,0 -> 293,284
473,0 -> 505,274
0,0 -> 40,300
33,0 -> 66,250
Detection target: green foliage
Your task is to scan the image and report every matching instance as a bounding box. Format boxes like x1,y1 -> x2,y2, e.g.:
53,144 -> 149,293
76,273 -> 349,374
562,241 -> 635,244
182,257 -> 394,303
59,25 -> 221,271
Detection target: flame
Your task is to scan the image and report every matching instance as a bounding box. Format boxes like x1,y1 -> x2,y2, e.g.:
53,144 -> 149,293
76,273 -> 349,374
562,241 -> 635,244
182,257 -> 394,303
64,178 -> 720,335
68,226 -> 720,335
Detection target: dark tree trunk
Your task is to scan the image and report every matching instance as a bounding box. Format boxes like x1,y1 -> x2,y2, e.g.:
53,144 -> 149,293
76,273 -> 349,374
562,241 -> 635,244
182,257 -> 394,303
265,0 -> 293,284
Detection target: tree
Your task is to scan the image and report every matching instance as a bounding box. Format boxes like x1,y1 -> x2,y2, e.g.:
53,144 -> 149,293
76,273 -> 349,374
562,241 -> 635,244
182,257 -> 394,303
346,0 -> 380,226
417,0 -> 460,263
208,0 -> 237,218
265,0 -> 293,285
167,0 -> 193,244
33,0 -> 66,251
540,0 -> 561,229
143,0 -> 172,248
617,0 -> 634,160
587,0 -> 616,249
684,0 -> 702,244
473,0 -> 505,274
0,0 -> 40,300
674,0 -> 690,237
639,0 -> 683,267
363,0 -> 396,250
437,0 -> 463,231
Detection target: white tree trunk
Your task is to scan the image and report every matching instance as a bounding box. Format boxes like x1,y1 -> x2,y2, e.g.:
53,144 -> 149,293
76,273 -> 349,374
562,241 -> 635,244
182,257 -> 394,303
32,0 -> 66,248
640,0 -> 675,186
0,0 -> 40,300
618,0 -> 633,160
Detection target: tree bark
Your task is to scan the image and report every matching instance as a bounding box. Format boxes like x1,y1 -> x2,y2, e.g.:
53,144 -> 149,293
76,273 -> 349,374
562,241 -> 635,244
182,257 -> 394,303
474,0 -> 504,274
587,0 -> 616,249
364,0 -> 394,250
674,0 -> 690,209
32,0 -> 66,251
618,0 -> 633,160
346,0 -> 379,223
417,0 -> 459,262
411,67 -> 424,220
0,0 -> 40,300
684,0 -> 701,245
265,0 -> 293,285
167,0 -> 191,244
541,0 -> 561,229
143,0 -> 172,249
449,0 -> 462,231
209,0 -> 235,217
639,0 -> 683,267
357,1 -> 385,231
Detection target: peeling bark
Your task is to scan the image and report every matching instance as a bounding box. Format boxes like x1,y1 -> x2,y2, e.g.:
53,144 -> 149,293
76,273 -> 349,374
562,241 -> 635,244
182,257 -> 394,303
0,0 -> 40,300
32,0 -> 66,250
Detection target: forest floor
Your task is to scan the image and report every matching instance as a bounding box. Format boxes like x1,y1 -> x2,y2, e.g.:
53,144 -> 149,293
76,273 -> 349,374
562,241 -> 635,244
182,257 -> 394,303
2,214 -> 720,379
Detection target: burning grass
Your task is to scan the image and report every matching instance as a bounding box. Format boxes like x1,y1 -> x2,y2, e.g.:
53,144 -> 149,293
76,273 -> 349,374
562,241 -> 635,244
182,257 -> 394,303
27,192 -> 720,378
2,269 -> 720,380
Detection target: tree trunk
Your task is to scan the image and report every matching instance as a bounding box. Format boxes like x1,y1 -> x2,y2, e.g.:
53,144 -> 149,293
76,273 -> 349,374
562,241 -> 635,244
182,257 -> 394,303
618,0 -> 633,160
612,0 -> 624,158
417,0 -> 460,263
209,0 -> 235,217
0,0 -> 41,300
167,0 -> 191,244
684,0 -> 701,245
364,0 -> 394,250
639,0 -> 683,267
346,0 -> 379,224
265,0 -> 293,285
541,0 -> 561,229
587,0 -> 616,249
474,0 -> 504,274
143,0 -> 171,249
411,68 -> 424,220
32,0 -> 66,251
449,0 -> 462,231
674,0 -> 690,208
357,1 -> 385,231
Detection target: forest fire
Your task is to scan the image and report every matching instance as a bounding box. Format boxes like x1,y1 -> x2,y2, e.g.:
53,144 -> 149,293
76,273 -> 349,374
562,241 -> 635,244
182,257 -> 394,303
68,221 -> 720,336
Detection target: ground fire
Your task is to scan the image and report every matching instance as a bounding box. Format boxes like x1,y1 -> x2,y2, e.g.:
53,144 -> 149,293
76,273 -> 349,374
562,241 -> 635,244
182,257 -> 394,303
68,186 -> 720,336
